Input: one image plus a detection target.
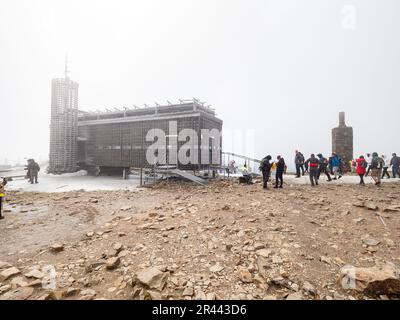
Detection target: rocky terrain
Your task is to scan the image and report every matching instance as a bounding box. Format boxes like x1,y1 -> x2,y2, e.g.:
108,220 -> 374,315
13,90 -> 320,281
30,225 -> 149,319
1,179 -> 400,300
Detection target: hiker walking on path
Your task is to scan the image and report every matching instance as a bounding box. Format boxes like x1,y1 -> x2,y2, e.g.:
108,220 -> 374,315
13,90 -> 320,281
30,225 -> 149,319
370,152 -> 384,186
317,154 -> 332,182
356,156 -> 368,185
381,155 -> 390,179
365,153 -> 372,176
305,154 -> 320,187
295,150 -> 305,178
330,152 -> 342,180
390,153 -> 400,178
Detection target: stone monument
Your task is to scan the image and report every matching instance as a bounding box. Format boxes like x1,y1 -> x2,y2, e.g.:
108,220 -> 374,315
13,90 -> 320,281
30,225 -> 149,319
332,112 -> 353,171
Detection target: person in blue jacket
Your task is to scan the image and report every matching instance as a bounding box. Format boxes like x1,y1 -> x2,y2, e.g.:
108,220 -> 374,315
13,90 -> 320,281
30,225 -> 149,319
330,152 -> 343,180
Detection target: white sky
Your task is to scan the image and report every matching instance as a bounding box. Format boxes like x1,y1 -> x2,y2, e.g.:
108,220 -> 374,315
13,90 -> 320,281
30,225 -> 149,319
1,0 -> 399,167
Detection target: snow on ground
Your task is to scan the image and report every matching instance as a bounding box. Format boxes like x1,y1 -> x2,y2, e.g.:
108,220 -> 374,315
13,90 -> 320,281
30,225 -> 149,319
4,170 -> 399,193
53,170 -> 88,177
6,172 -> 140,193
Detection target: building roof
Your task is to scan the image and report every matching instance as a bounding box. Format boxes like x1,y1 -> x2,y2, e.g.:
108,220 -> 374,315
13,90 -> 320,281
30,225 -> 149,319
77,100 -> 222,126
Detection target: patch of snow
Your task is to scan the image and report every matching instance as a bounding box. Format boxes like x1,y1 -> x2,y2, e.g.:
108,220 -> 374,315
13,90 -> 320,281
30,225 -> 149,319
45,170 -> 88,177
4,170 -> 399,193
6,172 -> 139,193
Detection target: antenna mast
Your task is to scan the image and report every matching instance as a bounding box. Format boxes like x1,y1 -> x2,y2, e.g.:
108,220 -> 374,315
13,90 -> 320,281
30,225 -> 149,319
65,54 -> 70,80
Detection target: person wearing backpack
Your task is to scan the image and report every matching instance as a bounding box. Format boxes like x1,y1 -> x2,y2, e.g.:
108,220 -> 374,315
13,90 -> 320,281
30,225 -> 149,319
259,155 -> 272,189
316,154 -> 332,182
356,156 -> 368,185
27,159 -> 40,184
370,152 -> 384,186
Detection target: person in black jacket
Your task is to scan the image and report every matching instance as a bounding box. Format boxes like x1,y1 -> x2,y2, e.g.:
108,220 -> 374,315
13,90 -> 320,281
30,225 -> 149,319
391,153 -> 400,178
305,154 -> 320,186
328,156 -> 334,175
27,159 -> 40,184
259,155 -> 272,189
274,156 -> 287,189
298,152 -> 305,176
294,150 -> 305,178
316,154 -> 332,182
304,158 -> 309,174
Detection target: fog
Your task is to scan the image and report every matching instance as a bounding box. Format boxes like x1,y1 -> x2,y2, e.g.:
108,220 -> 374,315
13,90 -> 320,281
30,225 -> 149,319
1,0 -> 399,168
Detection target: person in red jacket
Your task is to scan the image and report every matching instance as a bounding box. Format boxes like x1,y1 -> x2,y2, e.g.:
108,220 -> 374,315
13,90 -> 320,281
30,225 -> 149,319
356,156 -> 368,185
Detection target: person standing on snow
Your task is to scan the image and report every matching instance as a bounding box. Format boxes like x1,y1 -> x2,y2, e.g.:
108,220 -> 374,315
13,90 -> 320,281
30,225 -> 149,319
259,155 -> 272,189
27,159 -> 40,184
294,150 -> 304,178
370,152 -> 384,186
381,155 -> 390,179
328,155 -> 334,175
299,152 -> 306,176
330,152 -> 343,180
274,156 -> 287,189
316,154 -> 332,182
351,159 -> 357,174
356,156 -> 368,185
305,154 -> 320,187
365,153 -> 372,176
390,153 -> 400,178
304,161 -> 309,174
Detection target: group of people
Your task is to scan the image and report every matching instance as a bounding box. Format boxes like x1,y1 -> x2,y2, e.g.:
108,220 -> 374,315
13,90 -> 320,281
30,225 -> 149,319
295,150 -> 343,180
355,153 -> 400,186
259,155 -> 287,189
351,153 -> 400,180
256,151 -> 400,189
258,151 -> 343,189
302,153 -> 344,187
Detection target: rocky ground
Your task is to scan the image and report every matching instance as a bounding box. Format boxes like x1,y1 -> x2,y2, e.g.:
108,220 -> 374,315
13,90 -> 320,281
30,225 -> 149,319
1,178 -> 400,300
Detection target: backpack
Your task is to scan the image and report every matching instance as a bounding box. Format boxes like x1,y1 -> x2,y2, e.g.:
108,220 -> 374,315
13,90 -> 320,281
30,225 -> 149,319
377,158 -> 384,169
259,159 -> 271,172
362,160 -> 368,168
371,157 -> 384,169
